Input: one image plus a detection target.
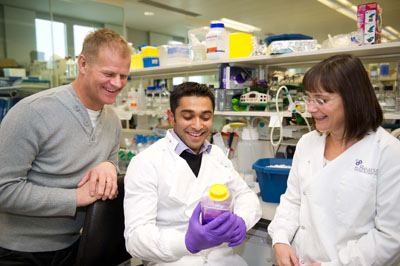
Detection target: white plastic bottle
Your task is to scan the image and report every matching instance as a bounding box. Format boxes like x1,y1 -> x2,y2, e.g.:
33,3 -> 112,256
206,22 -> 229,61
127,87 -> 138,111
236,126 -> 264,178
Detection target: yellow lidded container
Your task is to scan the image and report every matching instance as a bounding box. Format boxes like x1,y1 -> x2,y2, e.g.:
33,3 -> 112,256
208,184 -> 229,201
141,46 -> 159,57
229,32 -> 253,59
131,54 -> 143,70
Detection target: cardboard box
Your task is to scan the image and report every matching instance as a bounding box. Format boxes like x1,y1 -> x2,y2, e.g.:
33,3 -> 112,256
357,2 -> 383,45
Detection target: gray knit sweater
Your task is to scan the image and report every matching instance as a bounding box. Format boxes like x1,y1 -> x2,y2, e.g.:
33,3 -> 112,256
0,84 -> 121,252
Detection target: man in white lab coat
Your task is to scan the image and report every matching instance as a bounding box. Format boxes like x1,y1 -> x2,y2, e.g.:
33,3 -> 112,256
124,82 -> 262,266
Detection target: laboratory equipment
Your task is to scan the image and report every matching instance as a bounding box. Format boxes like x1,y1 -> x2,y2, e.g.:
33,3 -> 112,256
240,91 -> 270,111
137,82 -> 146,111
206,22 -> 229,60
214,88 -> 225,111
236,126 -> 264,176
370,70 -> 384,105
270,85 -> 311,147
201,184 -> 233,225
127,87 -> 138,111
383,85 -> 395,112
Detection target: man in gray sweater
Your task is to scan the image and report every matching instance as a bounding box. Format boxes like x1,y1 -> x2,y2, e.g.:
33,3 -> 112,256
0,28 -> 131,265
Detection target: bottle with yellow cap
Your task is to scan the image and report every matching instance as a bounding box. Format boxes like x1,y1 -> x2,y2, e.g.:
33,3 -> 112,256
201,184 -> 233,225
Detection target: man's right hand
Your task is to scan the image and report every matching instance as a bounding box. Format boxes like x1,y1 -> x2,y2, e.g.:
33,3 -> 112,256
274,243 -> 300,266
185,202 -> 238,253
76,180 -> 97,207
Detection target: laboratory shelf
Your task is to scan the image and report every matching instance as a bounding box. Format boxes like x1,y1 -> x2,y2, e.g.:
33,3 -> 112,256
215,111 -> 400,120
130,42 -> 400,78
384,112 -> 400,120
214,110 -> 311,118
114,109 -> 168,120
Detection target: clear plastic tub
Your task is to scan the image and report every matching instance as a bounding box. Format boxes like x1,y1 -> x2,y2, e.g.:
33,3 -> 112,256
201,184 -> 233,224
158,44 -> 190,66
188,27 -> 209,62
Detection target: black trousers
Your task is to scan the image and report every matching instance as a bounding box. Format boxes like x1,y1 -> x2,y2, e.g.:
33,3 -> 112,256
0,239 -> 79,266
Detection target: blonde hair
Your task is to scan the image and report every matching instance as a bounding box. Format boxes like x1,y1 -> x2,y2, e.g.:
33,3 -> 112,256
80,28 -> 132,63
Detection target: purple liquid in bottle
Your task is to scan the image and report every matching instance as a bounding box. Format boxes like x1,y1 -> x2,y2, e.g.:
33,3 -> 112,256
201,184 -> 233,225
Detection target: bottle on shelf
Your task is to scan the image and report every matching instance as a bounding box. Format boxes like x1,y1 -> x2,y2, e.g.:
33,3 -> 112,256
396,81 -> 400,113
127,87 -> 138,111
383,85 -> 395,112
137,82 -> 146,111
370,71 -> 384,106
206,21 -> 229,61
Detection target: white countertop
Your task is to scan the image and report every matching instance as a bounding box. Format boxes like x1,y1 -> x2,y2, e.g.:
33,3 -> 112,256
250,182 -> 279,221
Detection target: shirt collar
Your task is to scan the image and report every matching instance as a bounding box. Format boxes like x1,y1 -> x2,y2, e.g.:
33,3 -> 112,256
169,129 -> 212,155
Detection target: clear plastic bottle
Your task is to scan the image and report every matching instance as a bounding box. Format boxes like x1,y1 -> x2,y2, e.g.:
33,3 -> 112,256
146,86 -> 157,111
127,87 -> 138,111
206,22 -> 229,61
383,85 -> 395,112
396,81 -> 400,113
137,82 -> 146,111
370,71 -> 384,106
201,184 -> 233,225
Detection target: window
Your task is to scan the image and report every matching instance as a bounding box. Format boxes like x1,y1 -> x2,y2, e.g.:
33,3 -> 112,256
73,25 -> 97,56
35,19 -> 67,61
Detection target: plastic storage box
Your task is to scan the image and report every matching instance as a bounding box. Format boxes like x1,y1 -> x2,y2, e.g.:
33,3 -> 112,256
252,158 -> 292,203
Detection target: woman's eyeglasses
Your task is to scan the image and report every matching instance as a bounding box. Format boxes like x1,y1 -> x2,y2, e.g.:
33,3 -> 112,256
302,95 -> 337,106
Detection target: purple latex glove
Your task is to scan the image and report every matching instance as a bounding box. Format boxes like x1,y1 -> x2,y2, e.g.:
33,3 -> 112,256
227,216 -> 247,247
185,202 -> 238,253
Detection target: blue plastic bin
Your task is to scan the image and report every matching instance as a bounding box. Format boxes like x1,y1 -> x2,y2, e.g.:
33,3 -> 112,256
252,158 -> 292,203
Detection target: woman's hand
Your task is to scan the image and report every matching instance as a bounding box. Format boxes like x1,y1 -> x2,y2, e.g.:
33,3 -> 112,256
274,243 -> 300,266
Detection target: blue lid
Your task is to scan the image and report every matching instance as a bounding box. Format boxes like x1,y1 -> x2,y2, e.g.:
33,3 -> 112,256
210,23 -> 224,28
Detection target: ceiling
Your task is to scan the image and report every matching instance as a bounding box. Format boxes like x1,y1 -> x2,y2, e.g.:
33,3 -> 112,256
2,0 -> 399,44
119,0 -> 400,43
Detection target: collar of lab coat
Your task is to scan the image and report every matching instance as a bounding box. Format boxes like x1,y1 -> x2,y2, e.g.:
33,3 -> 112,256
164,131 -> 233,211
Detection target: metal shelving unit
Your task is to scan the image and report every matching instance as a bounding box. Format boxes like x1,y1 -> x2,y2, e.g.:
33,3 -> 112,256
129,42 -> 400,120
130,42 -> 400,77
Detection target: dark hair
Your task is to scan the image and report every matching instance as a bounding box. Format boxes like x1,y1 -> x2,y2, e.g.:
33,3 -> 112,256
170,82 -> 215,115
303,54 -> 383,143
80,28 -> 132,64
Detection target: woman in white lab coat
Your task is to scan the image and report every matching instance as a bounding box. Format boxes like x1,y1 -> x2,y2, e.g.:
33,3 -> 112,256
268,54 -> 400,266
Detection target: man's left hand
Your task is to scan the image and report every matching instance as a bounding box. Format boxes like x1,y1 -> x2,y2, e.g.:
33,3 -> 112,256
227,216 -> 247,247
78,161 -> 118,200
307,263 -> 321,266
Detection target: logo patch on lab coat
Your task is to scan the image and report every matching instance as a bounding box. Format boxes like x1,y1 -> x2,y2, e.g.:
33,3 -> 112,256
354,159 -> 377,175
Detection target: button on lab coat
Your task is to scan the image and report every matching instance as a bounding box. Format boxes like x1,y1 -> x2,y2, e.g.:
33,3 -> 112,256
124,131 -> 262,266
268,128 -> 400,266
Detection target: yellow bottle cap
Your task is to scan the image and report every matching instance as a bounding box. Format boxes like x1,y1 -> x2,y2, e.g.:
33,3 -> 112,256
208,184 -> 229,201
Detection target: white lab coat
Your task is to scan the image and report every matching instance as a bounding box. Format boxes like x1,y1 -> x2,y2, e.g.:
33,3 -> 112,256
268,127 -> 400,266
124,131 -> 262,266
